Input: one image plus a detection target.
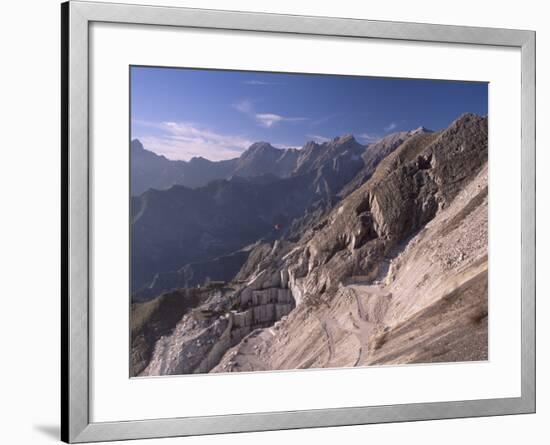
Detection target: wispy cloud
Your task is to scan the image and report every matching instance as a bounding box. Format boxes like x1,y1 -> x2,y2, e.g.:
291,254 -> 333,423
306,134 -> 331,143
242,80 -> 282,86
357,132 -> 382,144
233,99 -> 255,114
255,113 -> 285,128
310,113 -> 340,127
133,120 -> 252,161
255,113 -> 308,128
273,143 -> 302,150
233,99 -> 308,128
384,122 -> 397,132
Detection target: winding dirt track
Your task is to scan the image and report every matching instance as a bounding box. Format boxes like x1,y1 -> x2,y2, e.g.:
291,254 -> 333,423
314,285 -> 392,367
320,320 -> 335,366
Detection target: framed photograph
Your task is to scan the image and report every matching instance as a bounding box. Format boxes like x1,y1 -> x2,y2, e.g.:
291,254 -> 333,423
62,1 -> 535,442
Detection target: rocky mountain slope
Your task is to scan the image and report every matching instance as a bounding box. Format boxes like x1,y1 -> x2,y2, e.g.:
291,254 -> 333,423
131,113 -> 488,376
339,127 -> 431,197
131,136 -> 366,294
231,142 -> 299,178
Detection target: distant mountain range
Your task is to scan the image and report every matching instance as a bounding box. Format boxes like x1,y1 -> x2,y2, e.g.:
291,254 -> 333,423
132,135 -> 368,196
131,140 -> 236,195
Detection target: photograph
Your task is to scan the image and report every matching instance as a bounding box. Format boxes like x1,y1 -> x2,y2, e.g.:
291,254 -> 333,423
129,67 -> 489,377
1,0 -> 542,443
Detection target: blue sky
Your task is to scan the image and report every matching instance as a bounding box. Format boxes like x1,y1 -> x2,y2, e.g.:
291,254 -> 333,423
131,66 -> 488,161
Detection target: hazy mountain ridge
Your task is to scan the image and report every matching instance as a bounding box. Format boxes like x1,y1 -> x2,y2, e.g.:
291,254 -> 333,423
131,140 -> 238,195
131,134 -> 369,196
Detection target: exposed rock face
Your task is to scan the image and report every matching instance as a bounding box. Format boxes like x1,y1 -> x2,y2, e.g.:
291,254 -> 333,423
232,142 -> 300,178
339,128 -> 430,198
138,282 -> 295,376
131,288 -> 207,376
294,135 -> 363,174
132,113 -> 488,376
283,113 -> 487,306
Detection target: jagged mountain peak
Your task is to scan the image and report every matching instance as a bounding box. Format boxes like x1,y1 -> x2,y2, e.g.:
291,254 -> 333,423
303,140 -> 320,149
131,138 -> 145,150
131,138 -> 161,158
332,133 -> 357,144
242,141 -> 278,155
451,112 -> 484,128
410,126 -> 432,135
293,133 -> 365,177
188,156 -> 210,164
232,142 -> 296,179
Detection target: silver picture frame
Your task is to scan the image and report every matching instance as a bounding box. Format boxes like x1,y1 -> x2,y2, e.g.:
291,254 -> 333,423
61,1 -> 536,442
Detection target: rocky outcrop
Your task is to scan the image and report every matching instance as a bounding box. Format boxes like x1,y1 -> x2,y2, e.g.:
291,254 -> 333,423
279,113 -> 487,305
339,127 -> 431,198
139,282 -> 296,375
131,288 -> 208,376
136,243 -> 298,375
